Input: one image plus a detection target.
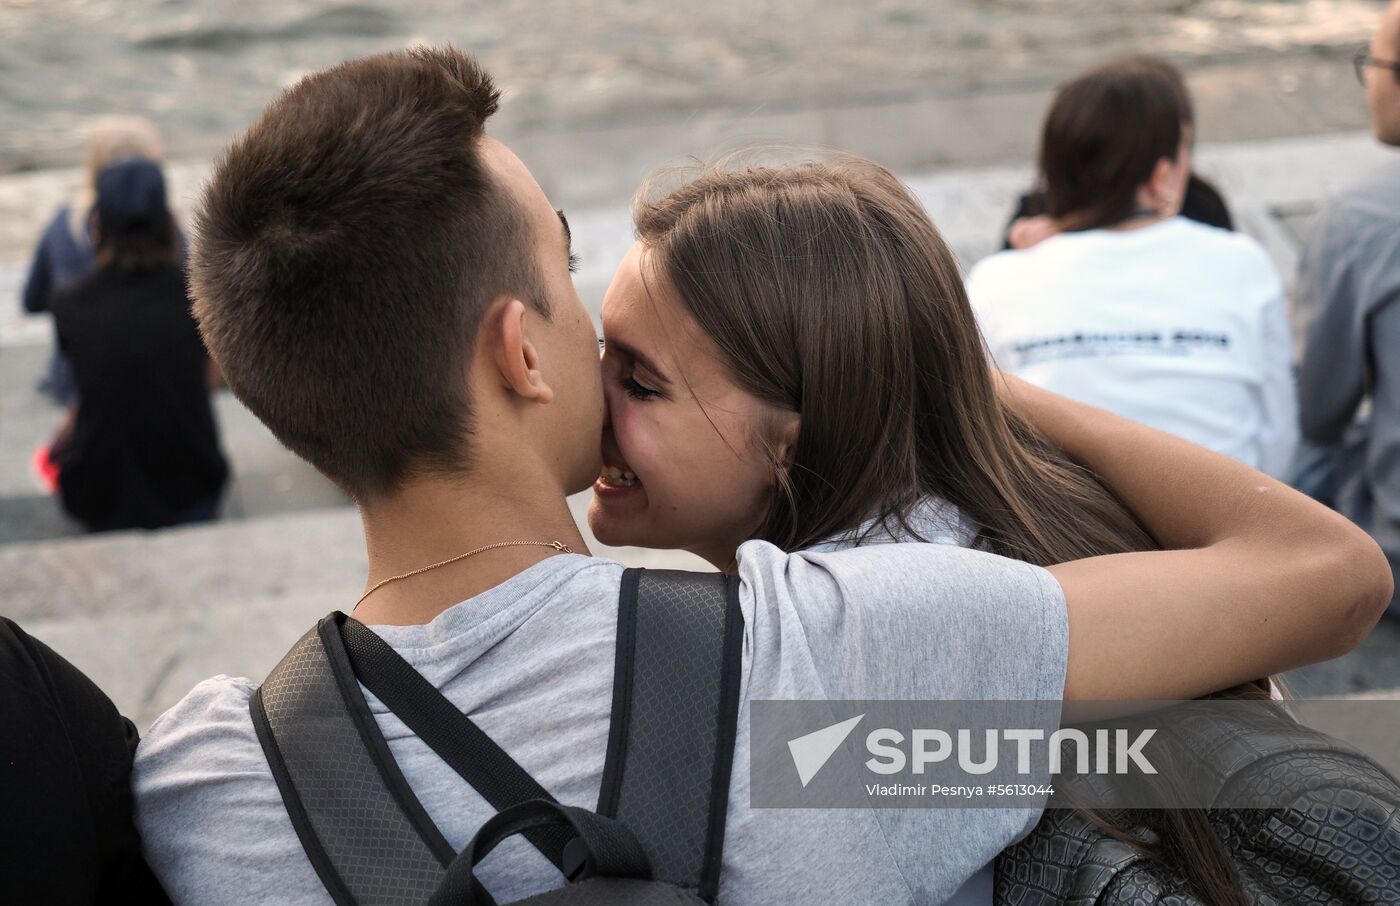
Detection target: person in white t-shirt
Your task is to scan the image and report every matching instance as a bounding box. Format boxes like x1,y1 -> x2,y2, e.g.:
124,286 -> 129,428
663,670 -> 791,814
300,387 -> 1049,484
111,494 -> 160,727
967,56 -> 1298,478
133,49 -> 1388,906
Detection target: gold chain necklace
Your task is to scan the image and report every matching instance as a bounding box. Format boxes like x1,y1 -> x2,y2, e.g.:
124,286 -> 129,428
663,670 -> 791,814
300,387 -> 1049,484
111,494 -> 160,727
354,540 -> 573,611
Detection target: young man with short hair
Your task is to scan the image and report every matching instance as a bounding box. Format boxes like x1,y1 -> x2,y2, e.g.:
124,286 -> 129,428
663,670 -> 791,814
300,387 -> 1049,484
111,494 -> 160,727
133,47 -> 1389,905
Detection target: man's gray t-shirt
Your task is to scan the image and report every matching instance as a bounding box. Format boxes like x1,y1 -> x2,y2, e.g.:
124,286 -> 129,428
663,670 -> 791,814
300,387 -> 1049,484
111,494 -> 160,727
134,537 -> 1066,905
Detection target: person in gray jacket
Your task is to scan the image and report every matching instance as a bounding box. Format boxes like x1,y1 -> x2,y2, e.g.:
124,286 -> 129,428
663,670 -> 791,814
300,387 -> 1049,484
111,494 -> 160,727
1295,0 -> 1400,618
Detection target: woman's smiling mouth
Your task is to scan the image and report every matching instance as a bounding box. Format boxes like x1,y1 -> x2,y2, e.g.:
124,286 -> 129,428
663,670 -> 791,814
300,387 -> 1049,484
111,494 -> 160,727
597,465 -> 640,489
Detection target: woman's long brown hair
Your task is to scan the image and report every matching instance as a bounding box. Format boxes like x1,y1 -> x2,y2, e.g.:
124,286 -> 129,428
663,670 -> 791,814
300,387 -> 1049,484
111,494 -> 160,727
635,153 -> 1271,905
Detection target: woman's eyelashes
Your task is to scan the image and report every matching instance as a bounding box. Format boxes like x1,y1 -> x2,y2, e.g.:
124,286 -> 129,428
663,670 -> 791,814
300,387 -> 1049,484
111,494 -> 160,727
568,252 -> 581,274
600,340 -> 661,400
621,375 -> 661,401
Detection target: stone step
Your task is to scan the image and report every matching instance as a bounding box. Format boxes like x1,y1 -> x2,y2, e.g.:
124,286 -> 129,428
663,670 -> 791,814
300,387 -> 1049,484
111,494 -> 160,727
4,497 -> 705,730
0,339 -> 351,544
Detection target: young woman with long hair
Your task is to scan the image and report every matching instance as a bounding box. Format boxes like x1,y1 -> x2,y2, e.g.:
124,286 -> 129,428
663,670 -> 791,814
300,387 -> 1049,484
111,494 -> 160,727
588,153 -> 1382,903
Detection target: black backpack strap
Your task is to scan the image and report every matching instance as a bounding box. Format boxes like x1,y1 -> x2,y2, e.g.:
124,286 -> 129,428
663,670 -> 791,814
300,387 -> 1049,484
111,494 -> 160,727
339,617 -> 573,870
251,614 -> 454,906
431,799 -> 654,906
252,612 -> 571,905
597,569 -> 745,902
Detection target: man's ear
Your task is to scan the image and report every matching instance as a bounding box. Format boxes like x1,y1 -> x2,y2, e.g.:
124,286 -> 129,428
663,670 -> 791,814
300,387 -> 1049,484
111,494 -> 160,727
488,298 -> 555,405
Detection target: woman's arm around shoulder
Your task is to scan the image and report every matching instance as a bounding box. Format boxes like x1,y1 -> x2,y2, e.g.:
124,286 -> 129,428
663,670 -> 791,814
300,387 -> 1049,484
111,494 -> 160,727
998,372 -> 1390,703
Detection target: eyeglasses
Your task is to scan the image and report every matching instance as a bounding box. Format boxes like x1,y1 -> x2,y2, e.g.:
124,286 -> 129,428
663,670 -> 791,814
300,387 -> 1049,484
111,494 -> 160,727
1354,51 -> 1400,86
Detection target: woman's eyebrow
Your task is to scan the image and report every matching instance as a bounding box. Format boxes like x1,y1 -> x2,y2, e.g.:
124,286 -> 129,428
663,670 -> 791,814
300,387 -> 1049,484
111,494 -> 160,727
606,336 -> 671,384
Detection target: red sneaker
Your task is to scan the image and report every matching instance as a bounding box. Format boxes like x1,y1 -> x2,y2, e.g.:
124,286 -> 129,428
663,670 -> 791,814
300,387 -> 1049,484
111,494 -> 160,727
31,444 -> 60,493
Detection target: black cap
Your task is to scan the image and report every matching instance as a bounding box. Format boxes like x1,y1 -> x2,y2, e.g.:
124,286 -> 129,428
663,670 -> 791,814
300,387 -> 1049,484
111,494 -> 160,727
95,158 -> 169,235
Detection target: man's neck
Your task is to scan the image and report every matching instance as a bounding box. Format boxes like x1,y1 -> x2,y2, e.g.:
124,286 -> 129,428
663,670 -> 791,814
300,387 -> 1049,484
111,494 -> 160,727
354,471 -> 589,627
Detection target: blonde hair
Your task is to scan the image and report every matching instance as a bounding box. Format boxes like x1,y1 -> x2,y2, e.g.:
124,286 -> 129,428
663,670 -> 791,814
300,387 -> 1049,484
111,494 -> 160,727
70,116 -> 165,236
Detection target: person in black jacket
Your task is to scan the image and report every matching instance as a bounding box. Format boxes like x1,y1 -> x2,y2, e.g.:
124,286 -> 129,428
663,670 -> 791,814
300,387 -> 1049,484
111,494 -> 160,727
0,618 -> 170,903
21,116 -> 168,405
48,157 -> 228,532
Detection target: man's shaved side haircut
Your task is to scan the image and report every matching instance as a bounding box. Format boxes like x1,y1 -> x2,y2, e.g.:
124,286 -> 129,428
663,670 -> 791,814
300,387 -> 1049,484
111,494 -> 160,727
191,46 -> 546,500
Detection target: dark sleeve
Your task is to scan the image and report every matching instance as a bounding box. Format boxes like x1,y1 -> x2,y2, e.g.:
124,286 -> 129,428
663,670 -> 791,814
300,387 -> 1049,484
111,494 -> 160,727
0,619 -> 171,904
1000,191 -> 1045,250
21,218 -> 58,314
51,286 -> 73,355
1294,205 -> 1396,444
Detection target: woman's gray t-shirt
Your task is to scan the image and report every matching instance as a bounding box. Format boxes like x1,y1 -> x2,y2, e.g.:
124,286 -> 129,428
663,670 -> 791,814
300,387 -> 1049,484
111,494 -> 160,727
133,536 -> 1066,905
